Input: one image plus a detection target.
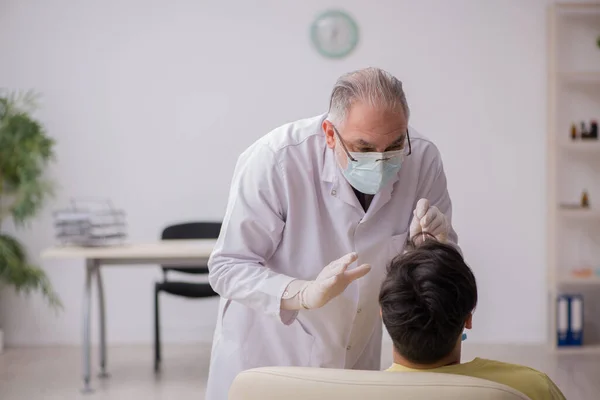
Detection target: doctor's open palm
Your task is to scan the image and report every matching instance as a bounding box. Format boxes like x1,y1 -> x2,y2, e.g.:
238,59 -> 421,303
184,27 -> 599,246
302,252 -> 371,309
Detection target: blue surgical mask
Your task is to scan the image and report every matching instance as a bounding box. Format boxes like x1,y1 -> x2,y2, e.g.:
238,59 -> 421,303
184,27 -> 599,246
339,149 -> 404,195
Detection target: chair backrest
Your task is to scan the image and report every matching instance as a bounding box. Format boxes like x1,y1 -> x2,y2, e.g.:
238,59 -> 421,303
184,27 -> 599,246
161,221 -> 222,274
229,367 -> 532,400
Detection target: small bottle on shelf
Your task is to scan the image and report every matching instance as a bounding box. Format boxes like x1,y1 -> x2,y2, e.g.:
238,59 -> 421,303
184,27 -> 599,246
581,190 -> 590,208
570,123 -> 577,140
572,267 -> 593,278
590,120 -> 598,139
581,122 -> 589,139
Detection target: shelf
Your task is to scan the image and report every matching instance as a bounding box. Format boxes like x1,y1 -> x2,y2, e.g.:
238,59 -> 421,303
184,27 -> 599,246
559,71 -> 600,84
558,208 -> 600,219
559,141 -> 600,152
558,276 -> 600,285
553,344 -> 600,355
555,3 -> 600,17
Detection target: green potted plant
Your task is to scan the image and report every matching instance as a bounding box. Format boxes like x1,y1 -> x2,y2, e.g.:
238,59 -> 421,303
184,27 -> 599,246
0,90 -> 62,351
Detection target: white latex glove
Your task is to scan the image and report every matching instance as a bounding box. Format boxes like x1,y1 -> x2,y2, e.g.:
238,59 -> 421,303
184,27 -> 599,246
297,253 -> 371,310
409,198 -> 448,243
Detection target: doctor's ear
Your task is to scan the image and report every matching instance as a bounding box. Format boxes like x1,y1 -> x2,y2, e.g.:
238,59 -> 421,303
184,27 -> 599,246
322,120 -> 336,149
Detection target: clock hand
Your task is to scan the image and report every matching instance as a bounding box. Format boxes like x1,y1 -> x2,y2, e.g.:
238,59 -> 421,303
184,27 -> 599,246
331,27 -> 339,42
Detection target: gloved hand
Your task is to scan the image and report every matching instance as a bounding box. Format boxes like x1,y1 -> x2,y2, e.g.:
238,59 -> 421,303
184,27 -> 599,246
409,198 -> 448,243
300,252 -> 371,309
281,252 -> 371,311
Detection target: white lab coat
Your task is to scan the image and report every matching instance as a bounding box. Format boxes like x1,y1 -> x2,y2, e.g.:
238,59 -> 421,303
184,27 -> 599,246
205,113 -> 458,400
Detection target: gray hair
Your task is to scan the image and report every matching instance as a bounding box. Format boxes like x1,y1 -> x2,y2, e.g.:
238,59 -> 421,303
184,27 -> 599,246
328,67 -> 410,126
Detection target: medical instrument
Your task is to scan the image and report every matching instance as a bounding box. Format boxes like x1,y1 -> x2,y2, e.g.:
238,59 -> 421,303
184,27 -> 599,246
409,198 -> 449,243
405,231 -> 438,251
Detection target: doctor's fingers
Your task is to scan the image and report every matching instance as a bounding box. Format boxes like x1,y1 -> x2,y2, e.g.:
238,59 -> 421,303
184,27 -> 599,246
420,208 -> 444,233
409,214 -> 422,235
344,264 -> 372,282
327,252 -> 358,275
338,252 -> 359,265
414,198 -> 430,220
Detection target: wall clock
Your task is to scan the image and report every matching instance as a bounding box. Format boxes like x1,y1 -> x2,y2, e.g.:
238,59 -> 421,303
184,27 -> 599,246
310,10 -> 359,59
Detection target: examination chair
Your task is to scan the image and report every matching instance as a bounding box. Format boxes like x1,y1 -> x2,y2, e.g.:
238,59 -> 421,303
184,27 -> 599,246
229,367 -> 532,400
154,221 -> 221,371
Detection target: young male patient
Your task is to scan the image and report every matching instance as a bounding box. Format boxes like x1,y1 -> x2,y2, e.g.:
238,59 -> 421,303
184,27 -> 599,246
379,238 -> 566,400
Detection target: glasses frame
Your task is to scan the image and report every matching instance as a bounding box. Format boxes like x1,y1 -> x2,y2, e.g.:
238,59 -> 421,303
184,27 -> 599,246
331,124 -> 412,162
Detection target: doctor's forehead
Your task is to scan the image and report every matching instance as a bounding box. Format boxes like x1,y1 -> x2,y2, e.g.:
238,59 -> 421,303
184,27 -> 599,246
353,134 -> 405,149
344,103 -> 407,142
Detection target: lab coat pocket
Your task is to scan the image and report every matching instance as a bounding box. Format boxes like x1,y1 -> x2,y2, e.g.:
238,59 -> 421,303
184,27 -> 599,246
243,312 -> 316,368
285,316 -> 317,365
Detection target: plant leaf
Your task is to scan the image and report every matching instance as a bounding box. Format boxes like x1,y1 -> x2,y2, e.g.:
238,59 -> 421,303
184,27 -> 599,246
0,90 -> 61,309
0,234 -> 62,309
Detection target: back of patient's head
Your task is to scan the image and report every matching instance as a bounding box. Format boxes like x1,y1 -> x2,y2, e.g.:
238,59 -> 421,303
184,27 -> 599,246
379,240 -> 477,365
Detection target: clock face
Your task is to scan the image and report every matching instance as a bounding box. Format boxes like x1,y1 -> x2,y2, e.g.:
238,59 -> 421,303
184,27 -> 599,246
311,10 -> 359,59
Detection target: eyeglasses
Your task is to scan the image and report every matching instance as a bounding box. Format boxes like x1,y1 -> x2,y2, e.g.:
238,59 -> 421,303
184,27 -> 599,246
331,124 -> 412,162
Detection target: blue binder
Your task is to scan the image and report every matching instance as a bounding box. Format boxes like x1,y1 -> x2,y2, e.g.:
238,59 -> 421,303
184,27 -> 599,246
568,294 -> 584,346
556,295 -> 569,346
557,294 -> 584,347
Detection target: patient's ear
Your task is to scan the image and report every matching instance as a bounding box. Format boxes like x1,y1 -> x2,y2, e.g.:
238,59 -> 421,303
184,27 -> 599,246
465,313 -> 473,330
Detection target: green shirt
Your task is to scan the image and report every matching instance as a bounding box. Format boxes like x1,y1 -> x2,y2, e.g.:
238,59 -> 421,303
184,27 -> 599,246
387,358 -> 566,400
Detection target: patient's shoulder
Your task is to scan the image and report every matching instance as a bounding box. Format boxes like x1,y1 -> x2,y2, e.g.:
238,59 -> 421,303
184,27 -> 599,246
462,358 -> 565,400
470,357 -> 544,372
467,357 -> 549,380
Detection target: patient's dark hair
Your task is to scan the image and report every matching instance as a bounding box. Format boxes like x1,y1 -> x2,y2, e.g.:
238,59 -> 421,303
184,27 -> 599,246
379,236 -> 477,365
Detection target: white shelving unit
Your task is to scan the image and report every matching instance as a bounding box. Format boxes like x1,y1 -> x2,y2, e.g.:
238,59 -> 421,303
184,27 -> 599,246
559,140 -> 600,152
558,208 -> 600,220
547,3 -> 600,354
561,71 -> 600,83
550,344 -> 600,355
559,276 -> 600,285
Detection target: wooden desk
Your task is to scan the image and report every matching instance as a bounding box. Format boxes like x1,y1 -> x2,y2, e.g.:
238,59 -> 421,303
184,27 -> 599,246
41,239 -> 217,393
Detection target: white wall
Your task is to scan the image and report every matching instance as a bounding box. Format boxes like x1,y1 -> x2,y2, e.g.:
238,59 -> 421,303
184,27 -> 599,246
0,0 -> 572,346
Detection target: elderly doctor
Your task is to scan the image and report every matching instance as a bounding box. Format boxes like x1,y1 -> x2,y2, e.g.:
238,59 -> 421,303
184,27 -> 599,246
206,67 -> 459,399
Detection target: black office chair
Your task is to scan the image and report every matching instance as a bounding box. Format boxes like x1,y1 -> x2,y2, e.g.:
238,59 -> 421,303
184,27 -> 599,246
154,221 -> 221,372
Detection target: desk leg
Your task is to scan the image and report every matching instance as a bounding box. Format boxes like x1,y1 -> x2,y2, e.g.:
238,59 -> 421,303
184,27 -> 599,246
97,266 -> 110,378
82,260 -> 96,393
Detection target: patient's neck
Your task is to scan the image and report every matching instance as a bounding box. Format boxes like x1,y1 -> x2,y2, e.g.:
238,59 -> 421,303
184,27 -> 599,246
392,345 -> 461,370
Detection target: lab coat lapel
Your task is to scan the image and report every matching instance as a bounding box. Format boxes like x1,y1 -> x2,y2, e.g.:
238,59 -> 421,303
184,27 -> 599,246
335,174 -> 364,212
321,146 -> 364,213
363,175 -> 398,221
